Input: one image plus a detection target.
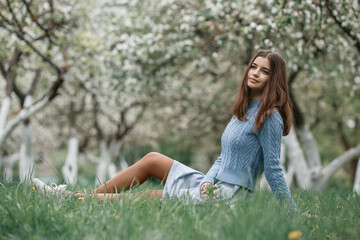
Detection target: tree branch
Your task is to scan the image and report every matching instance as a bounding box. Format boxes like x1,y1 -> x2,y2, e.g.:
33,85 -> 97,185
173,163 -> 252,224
325,0 -> 360,53
314,144 -> 360,190
28,68 -> 41,96
8,48 -> 22,70
79,136 -> 89,153
0,96 -> 49,149
6,0 -> 26,37
3,152 -> 19,164
91,93 -> 103,140
0,7 -> 62,75
21,0 -> 57,45
288,69 -> 305,127
81,152 -> 100,164
74,92 -> 87,114
0,61 -> 6,78
12,81 -> 25,105
118,103 -> 147,140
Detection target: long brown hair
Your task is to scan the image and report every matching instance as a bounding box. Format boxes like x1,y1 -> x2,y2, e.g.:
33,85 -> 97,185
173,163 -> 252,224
232,50 -> 292,136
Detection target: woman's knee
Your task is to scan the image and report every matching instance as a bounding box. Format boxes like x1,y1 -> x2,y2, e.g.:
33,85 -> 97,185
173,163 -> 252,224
142,152 -> 173,168
144,152 -> 162,160
140,152 -> 173,181
141,152 -> 162,166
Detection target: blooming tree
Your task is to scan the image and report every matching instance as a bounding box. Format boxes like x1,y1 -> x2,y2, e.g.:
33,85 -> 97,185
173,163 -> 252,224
0,0 -> 78,181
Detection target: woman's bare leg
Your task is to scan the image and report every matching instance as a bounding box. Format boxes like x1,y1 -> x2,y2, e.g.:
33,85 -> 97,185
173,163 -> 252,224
93,152 -> 174,193
74,190 -> 163,202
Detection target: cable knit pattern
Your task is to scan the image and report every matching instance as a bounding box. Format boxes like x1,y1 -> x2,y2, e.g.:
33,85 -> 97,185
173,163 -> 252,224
201,99 -> 297,208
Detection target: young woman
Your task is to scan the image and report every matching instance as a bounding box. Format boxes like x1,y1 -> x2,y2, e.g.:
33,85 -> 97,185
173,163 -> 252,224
33,50 -> 297,209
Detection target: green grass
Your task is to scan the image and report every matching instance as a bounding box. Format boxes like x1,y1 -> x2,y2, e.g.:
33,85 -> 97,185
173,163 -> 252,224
0,181 -> 359,240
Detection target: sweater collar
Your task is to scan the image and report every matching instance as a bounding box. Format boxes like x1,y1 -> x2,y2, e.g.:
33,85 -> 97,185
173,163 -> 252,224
248,99 -> 261,109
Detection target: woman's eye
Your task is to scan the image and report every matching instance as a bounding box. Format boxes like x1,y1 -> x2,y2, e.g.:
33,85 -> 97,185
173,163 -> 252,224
250,65 -> 256,69
263,70 -> 269,74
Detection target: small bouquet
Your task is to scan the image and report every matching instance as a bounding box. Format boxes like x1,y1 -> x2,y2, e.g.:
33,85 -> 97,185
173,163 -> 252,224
200,184 -> 221,201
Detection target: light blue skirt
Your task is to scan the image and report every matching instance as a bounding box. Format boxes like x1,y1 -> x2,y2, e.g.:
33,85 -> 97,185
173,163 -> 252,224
162,160 -> 247,202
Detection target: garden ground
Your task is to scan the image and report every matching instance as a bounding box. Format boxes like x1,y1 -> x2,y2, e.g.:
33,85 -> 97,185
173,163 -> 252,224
0,181 -> 359,240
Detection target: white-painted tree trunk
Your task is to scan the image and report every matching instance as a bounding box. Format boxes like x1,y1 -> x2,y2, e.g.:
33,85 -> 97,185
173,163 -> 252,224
354,157 -> 360,195
110,139 -> 128,172
82,152 -> 99,164
296,124 -> 321,169
119,155 -> 129,173
0,96 -> 11,135
109,140 -> 121,161
19,96 -> 35,182
283,125 -> 311,188
95,140 -> 112,185
62,134 -> 79,184
19,122 -> 34,182
91,140 -> 126,184
82,150 -> 115,184
107,162 -> 117,179
296,124 -> 322,182
2,153 -> 19,181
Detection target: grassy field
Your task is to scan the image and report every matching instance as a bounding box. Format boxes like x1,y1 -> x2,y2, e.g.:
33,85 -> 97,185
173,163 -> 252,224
0,181 -> 359,240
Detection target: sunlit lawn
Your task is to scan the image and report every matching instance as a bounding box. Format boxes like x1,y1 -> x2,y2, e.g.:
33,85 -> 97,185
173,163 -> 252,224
0,181 -> 359,240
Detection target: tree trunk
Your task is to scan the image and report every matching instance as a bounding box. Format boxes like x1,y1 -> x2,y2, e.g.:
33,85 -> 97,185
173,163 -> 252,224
19,122 -> 34,182
285,163 -> 296,188
107,162 -> 117,179
0,96 -> 11,135
354,157 -> 360,195
2,153 -> 19,181
119,156 -> 129,173
95,140 -> 112,185
109,139 -> 127,172
62,128 -> 79,184
283,125 -> 311,188
296,124 -> 321,169
19,96 -> 34,182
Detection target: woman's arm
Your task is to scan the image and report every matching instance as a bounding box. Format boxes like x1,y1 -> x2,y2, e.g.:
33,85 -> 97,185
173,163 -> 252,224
200,155 -> 222,186
256,111 -> 298,209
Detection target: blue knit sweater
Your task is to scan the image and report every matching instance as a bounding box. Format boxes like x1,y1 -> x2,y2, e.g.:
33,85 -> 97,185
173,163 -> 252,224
201,99 -> 297,208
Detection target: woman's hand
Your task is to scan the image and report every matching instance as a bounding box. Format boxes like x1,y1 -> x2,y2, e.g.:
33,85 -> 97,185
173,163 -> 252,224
200,182 -> 212,197
200,182 -> 221,200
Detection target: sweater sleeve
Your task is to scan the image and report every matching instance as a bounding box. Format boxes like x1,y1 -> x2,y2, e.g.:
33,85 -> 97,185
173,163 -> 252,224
200,154 -> 222,186
256,111 -> 298,210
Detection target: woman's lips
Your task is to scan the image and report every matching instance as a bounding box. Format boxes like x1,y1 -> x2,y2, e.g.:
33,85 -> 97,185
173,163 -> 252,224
249,78 -> 259,83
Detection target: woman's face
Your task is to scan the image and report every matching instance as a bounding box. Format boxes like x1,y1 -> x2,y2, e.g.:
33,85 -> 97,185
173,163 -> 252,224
247,56 -> 270,99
